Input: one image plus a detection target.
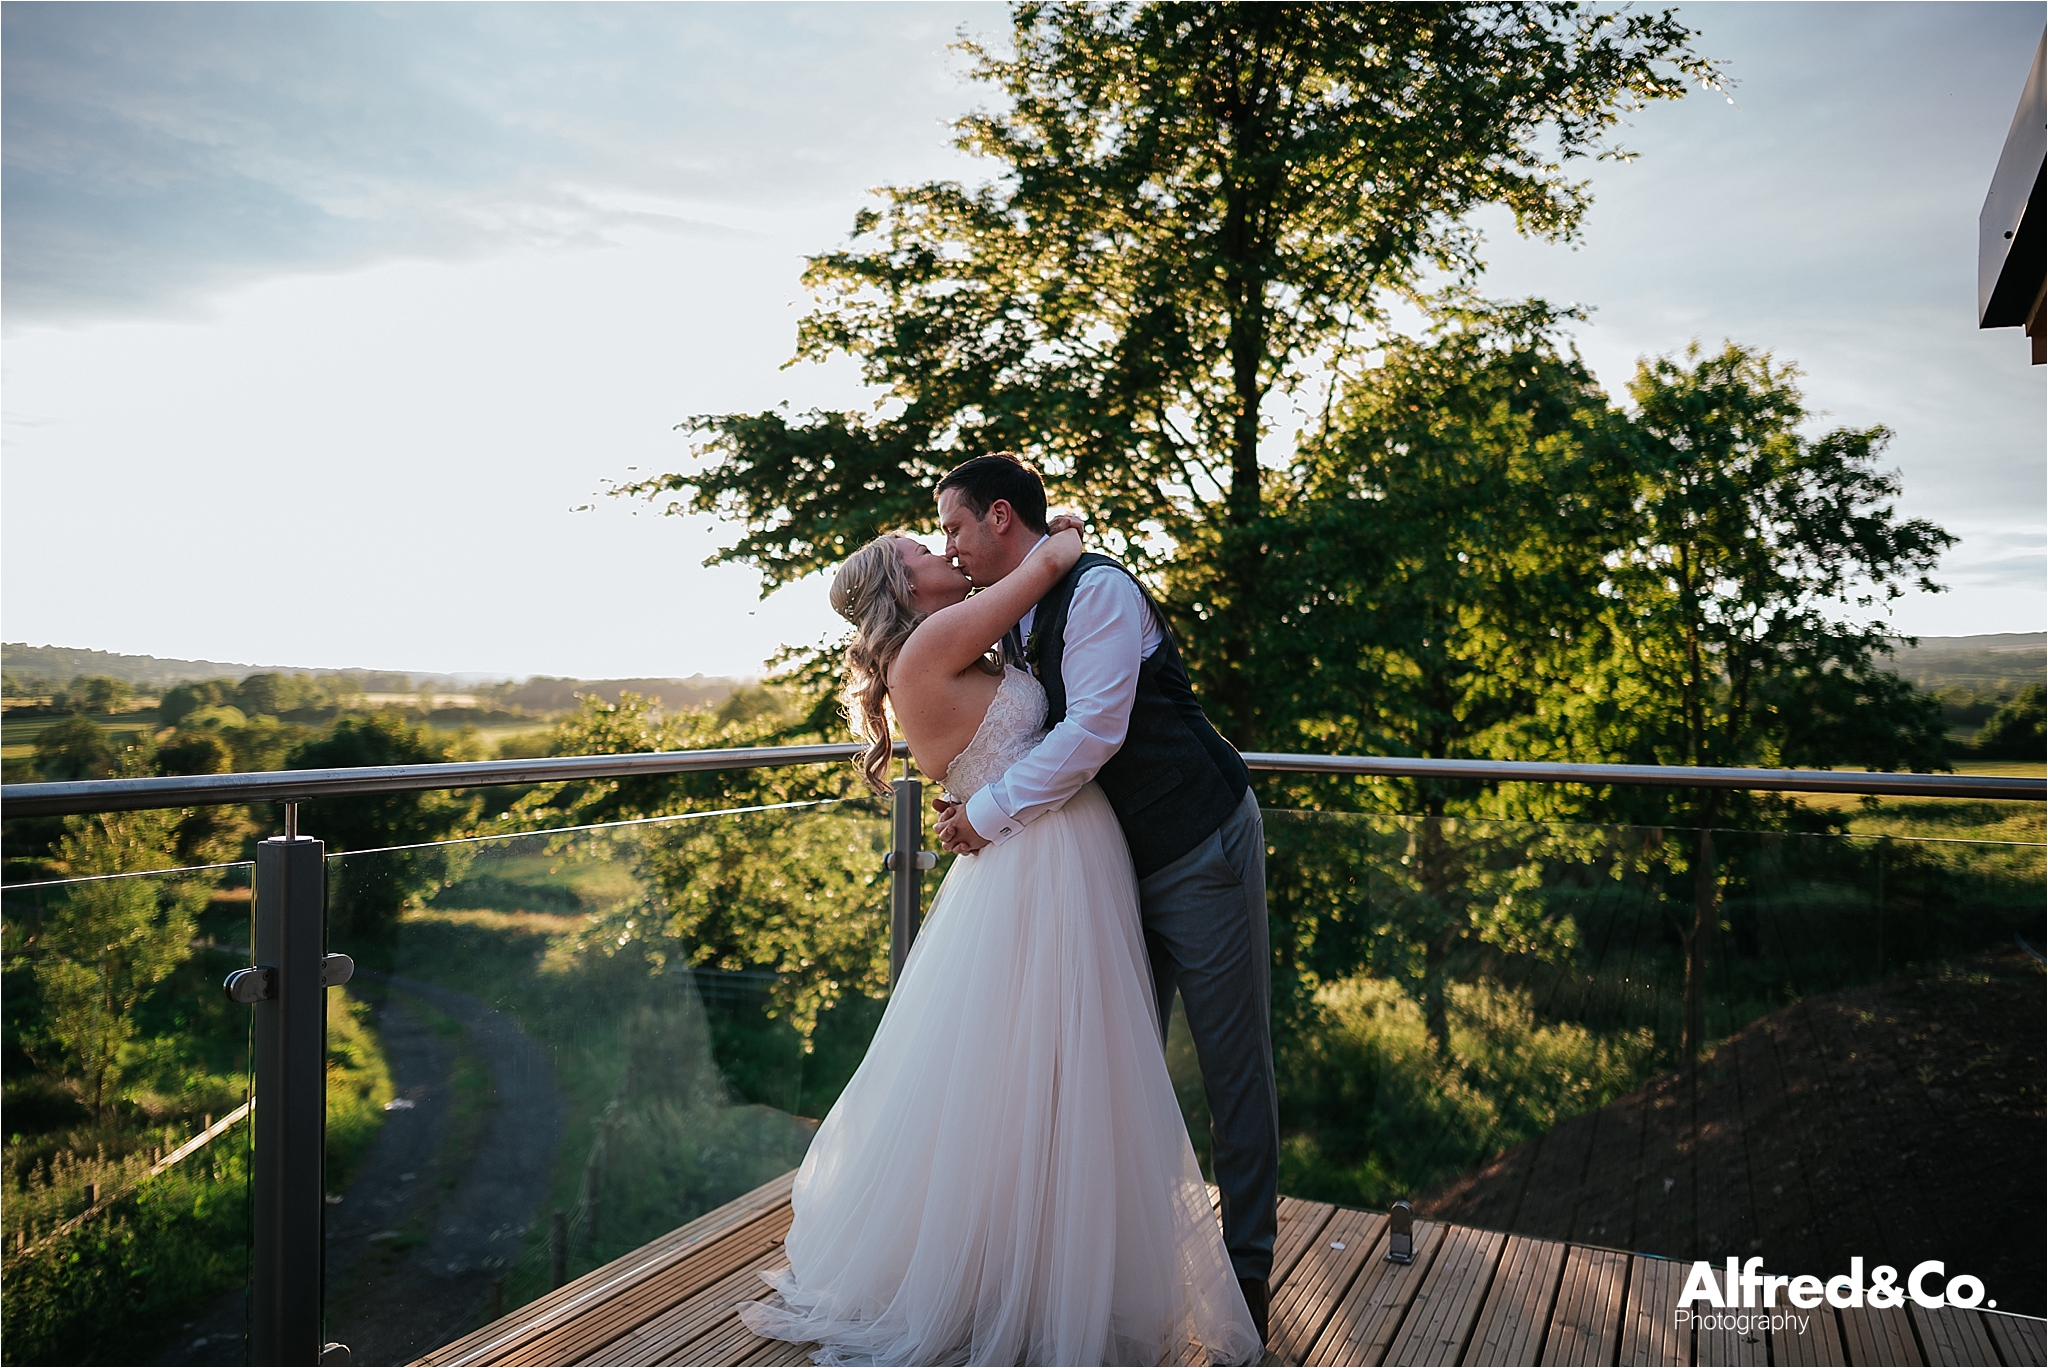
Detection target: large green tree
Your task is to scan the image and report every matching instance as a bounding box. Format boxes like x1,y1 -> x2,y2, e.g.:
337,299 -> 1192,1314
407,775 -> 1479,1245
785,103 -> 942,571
619,0 -> 1719,745
1598,342 -> 1952,1057
1604,342 -> 1952,780
1252,299 -> 1630,771
25,801 -> 210,1119
1251,300 -> 1634,1054
1227,324 -> 1955,1059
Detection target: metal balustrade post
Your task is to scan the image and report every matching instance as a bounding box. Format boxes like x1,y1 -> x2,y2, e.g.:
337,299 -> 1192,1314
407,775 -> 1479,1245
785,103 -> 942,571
888,776 -> 934,986
245,828 -> 330,1364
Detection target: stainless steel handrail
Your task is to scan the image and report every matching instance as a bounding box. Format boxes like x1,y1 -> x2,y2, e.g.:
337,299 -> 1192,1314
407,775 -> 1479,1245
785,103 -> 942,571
4,743 -> 2039,817
0,741 -> 888,817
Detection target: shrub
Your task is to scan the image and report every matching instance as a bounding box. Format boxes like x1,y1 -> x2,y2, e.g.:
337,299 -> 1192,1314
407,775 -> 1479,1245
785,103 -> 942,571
1276,975 -> 1652,1208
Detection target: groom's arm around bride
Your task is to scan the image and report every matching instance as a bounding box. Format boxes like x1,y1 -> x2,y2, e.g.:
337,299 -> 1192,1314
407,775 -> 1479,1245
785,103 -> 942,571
929,451 -> 1279,1345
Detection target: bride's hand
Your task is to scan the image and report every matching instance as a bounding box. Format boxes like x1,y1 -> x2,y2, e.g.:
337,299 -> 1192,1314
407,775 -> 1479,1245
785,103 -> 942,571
1045,512 -> 1086,537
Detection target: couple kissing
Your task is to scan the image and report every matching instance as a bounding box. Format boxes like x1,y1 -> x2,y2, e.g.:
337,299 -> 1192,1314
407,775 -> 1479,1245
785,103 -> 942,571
738,452 -> 1277,1367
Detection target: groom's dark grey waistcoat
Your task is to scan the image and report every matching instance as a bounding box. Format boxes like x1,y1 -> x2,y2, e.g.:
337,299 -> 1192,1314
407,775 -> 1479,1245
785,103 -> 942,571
1033,553 -> 1251,878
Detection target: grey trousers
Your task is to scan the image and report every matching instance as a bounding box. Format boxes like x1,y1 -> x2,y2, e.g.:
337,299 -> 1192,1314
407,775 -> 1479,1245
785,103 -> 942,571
1137,788 -> 1278,1283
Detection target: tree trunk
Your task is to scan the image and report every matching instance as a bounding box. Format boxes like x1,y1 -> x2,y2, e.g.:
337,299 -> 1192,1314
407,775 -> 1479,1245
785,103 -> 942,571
1422,936 -> 1453,1063
1212,144 -> 1270,747
1417,813 -> 1456,1062
1683,820 -> 1718,1063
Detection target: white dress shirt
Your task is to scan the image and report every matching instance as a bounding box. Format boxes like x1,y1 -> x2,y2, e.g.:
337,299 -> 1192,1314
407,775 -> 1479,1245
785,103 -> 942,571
963,563 -> 1164,846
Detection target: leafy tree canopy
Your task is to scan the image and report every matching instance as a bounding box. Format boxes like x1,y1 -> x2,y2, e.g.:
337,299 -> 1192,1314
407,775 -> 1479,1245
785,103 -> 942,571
288,715 -> 480,939
1602,342 -> 1954,789
1246,298 -> 1630,770
21,774 -> 210,1119
34,714 -> 122,782
617,0 -> 1721,742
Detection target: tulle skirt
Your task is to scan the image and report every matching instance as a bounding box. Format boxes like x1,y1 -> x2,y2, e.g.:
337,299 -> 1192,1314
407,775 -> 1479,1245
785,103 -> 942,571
736,782 -> 1259,1366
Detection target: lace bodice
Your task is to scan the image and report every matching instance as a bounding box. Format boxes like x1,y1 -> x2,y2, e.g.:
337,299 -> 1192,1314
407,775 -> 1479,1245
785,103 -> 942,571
942,666 -> 1049,802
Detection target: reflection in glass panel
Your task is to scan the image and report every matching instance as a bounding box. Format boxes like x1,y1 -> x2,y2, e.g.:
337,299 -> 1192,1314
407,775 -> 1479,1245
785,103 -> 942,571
1183,810 -> 2046,1316
1,858 -> 256,1366
318,800 -> 890,1365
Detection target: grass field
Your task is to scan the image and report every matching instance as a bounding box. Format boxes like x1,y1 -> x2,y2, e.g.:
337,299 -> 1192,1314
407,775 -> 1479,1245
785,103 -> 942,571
1,709 -> 160,762
1793,759 -> 2045,843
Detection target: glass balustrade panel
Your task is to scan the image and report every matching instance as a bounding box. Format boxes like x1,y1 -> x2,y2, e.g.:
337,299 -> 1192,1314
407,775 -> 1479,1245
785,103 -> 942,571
2,859 -> 257,1366
1166,809 -> 2045,1314
316,798 -> 892,1365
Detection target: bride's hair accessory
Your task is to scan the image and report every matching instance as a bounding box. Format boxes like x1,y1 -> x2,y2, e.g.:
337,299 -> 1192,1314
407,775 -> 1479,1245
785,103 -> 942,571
831,534 -> 921,794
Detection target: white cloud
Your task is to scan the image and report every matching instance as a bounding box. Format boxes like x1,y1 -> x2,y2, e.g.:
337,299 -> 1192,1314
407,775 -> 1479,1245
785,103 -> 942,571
2,2 -> 1000,322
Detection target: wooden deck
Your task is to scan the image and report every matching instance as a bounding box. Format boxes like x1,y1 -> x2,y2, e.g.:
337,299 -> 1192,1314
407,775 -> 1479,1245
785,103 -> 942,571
416,1173 -> 2047,1367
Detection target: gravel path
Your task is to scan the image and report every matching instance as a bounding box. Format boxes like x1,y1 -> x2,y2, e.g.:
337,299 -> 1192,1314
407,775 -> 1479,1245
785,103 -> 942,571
324,970 -> 566,1365
154,971 -> 565,1367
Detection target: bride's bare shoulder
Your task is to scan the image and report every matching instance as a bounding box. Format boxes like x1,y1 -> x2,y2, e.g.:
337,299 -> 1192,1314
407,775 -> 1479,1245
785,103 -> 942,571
888,659 -> 1004,781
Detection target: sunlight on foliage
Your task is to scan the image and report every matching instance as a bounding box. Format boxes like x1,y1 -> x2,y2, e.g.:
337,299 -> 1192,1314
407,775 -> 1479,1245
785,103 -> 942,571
325,986 -> 395,1190
1278,975 -> 1653,1208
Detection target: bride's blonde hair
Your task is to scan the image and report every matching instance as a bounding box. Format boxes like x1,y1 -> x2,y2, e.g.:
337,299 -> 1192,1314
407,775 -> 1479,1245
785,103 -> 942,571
830,534 -> 923,794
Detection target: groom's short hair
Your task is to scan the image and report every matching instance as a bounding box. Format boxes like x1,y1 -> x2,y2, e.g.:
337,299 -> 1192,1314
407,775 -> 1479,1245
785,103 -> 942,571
936,453 -> 1049,534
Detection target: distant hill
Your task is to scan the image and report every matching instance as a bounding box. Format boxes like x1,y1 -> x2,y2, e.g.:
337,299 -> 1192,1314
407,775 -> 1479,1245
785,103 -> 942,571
1,643 -> 751,713
1888,632 -> 2045,692
3,643 -> 288,691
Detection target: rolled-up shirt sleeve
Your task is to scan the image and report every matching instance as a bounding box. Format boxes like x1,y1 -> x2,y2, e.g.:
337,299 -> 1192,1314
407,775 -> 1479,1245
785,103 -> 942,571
961,567 -> 1155,846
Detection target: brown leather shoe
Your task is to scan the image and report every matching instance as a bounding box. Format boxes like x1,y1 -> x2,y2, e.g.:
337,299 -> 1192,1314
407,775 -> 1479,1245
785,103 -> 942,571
1239,1277 -> 1270,1346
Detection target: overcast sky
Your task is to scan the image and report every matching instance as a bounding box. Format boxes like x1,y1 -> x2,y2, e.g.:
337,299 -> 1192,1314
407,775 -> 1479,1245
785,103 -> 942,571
4,2 -> 2042,681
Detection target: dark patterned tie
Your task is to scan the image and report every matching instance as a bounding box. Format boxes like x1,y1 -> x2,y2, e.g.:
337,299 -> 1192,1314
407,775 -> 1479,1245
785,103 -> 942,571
1002,624 -> 1026,669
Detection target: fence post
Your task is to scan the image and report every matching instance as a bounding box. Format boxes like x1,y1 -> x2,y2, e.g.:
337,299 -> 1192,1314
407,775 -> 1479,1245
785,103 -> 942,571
888,776 -> 932,986
248,829 -> 328,1364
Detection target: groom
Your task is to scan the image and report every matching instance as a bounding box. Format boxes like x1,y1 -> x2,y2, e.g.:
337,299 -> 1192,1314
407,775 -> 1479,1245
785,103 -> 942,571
930,452 -> 1278,1344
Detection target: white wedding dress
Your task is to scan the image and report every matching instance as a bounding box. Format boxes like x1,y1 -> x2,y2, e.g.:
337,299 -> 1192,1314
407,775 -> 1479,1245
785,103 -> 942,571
737,666 -> 1260,1367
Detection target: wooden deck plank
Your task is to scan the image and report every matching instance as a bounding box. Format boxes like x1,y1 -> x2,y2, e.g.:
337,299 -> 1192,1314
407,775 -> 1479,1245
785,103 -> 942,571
415,1172 -> 796,1368
734,1337 -> 814,1368
1383,1225 -> 1506,1367
1540,1247 -> 1628,1366
1628,1076 -> 1699,1264
1838,1305 -> 1924,1366
1768,1306 -> 1845,1365
1691,1266 -> 1766,1366
1462,1234 -> 1567,1366
491,1205 -> 793,1366
1267,1208 -> 1388,1366
1617,1256 -> 1688,1367
576,1240 -> 791,1366
1985,1311 -> 2048,1368
1304,1220 -> 1447,1367
1908,1304 -> 1999,1367
430,1169 -> 2048,1368
666,1310 -> 780,1368
1271,1197 -> 1339,1293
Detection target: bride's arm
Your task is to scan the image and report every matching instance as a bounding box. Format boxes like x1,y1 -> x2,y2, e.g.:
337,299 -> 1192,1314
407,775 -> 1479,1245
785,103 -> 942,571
894,529 -> 1083,681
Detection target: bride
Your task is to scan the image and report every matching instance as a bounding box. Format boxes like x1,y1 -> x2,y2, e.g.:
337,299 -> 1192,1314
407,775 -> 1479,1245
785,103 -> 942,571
737,523 -> 1260,1367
